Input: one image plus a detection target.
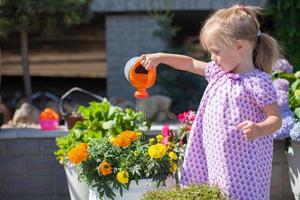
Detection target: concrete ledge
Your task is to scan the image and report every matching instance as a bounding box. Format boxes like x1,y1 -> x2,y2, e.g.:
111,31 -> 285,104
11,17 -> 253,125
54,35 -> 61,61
0,128 -> 68,139
0,124 -> 180,139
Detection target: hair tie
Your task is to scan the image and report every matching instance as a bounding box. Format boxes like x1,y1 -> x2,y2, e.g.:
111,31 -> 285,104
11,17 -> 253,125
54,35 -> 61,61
238,4 -> 245,11
257,31 -> 261,37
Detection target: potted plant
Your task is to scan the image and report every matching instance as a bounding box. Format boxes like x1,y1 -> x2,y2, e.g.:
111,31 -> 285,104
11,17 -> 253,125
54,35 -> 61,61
73,126 -> 180,200
55,99 -> 149,200
272,58 -> 300,199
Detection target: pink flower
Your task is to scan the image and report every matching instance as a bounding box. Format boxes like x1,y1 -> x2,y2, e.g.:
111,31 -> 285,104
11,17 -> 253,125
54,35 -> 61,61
187,111 -> 195,122
177,112 -> 186,123
161,136 -> 169,145
162,124 -> 170,137
187,125 -> 192,132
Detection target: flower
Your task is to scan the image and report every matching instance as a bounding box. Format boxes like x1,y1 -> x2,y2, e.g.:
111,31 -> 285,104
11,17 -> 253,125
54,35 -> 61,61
160,110 -> 196,159
272,58 -> 293,73
272,59 -> 300,142
148,143 -> 167,159
162,124 -> 170,137
67,143 -> 88,165
290,122 -> 300,142
111,131 -> 139,147
177,113 -> 185,123
116,171 -> 129,184
169,151 -> 178,160
99,161 -> 112,176
169,162 -> 177,173
39,108 -> 59,120
156,134 -> 164,143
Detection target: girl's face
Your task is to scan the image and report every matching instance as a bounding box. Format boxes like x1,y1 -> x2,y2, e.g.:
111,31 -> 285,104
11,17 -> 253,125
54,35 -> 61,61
208,41 -> 241,73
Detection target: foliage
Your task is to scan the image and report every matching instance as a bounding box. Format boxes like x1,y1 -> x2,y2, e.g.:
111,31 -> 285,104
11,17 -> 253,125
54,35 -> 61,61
76,131 -> 179,199
275,71 -> 299,117
0,0 -> 92,37
55,99 -> 149,164
266,0 -> 300,70
142,184 -> 228,200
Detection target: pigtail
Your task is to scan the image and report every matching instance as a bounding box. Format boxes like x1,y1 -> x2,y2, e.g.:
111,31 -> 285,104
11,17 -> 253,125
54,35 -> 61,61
253,33 -> 281,74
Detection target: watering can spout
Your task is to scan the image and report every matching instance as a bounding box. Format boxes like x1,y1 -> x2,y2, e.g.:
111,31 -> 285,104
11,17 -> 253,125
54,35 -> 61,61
124,57 -> 156,99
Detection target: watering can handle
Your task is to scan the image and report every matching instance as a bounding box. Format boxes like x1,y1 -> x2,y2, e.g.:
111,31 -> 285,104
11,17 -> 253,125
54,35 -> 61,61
59,87 -> 104,116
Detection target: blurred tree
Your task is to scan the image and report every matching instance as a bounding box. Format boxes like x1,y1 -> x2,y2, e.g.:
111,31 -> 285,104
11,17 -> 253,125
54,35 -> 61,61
0,0 -> 92,101
266,0 -> 300,70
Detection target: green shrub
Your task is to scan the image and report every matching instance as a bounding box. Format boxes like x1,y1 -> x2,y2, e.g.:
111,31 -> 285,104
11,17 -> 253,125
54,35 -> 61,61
266,0 -> 300,70
54,99 -> 150,164
142,184 -> 228,200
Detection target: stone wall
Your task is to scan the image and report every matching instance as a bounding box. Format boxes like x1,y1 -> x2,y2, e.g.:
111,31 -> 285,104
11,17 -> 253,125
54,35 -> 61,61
0,129 -> 70,200
0,128 -> 294,200
106,14 -> 166,100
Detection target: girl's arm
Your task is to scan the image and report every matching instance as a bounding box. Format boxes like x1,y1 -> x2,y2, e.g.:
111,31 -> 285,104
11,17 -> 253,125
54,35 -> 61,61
237,103 -> 282,140
140,53 -> 207,76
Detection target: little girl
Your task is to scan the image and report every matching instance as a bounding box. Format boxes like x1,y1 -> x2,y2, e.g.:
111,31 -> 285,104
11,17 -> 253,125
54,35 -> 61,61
141,5 -> 282,200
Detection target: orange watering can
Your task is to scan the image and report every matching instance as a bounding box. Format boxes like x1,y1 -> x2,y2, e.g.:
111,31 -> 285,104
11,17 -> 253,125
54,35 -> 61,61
124,57 -> 156,99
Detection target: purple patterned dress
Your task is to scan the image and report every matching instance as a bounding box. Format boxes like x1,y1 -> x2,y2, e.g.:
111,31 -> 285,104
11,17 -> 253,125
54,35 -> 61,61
180,61 -> 277,200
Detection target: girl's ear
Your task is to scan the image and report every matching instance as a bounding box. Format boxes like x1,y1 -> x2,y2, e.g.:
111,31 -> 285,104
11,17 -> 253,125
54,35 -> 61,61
235,39 -> 244,50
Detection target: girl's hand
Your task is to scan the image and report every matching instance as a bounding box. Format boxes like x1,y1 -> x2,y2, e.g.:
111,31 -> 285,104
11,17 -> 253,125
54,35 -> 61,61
140,53 -> 161,70
237,120 -> 261,141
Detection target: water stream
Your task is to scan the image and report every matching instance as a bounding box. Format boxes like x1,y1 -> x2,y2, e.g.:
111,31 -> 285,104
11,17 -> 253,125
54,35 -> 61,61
135,98 -> 147,128
135,98 -> 147,118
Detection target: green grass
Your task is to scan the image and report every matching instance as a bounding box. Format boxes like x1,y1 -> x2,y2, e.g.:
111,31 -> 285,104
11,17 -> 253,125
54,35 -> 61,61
142,184 -> 228,200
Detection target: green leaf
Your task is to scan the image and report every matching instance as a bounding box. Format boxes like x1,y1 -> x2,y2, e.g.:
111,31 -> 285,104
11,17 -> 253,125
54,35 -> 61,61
291,79 -> 300,92
294,107 -> 300,119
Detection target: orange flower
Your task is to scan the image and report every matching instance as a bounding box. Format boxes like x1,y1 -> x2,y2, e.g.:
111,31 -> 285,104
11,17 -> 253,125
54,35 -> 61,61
39,108 -> 59,120
111,135 -> 131,147
99,161 -> 112,175
111,131 -> 138,147
68,143 -> 88,165
122,131 -> 138,142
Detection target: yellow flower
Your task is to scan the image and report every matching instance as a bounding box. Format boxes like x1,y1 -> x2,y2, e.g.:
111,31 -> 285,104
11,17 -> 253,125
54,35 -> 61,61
169,163 -> 177,173
68,143 -> 88,165
169,151 -> 178,160
99,161 -> 112,176
149,138 -> 155,144
116,171 -> 129,184
148,143 -> 167,159
156,134 -> 163,142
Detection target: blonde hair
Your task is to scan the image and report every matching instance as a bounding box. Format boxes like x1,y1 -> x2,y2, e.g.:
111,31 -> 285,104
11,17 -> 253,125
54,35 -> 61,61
200,5 -> 281,74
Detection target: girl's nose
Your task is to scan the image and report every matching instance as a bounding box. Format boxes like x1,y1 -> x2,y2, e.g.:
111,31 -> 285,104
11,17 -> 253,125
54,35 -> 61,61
211,55 -> 215,61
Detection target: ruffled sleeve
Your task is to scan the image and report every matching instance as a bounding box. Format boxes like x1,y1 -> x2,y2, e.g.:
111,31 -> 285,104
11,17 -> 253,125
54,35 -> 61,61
249,72 -> 277,109
204,61 -> 222,82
